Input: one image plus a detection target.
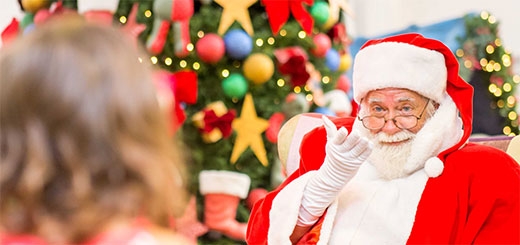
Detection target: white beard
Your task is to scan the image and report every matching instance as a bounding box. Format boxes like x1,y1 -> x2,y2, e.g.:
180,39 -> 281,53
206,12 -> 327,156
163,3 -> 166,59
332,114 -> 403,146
366,130 -> 416,180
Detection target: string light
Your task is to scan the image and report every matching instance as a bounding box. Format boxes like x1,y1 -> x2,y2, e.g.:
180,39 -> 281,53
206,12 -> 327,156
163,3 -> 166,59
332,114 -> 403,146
280,29 -> 287,36
502,54 -> 511,67
480,11 -> 489,20
276,79 -> 285,87
503,126 -> 512,135
322,76 -> 330,84
456,49 -> 464,57
119,16 -> 127,24
486,45 -> 494,54
197,31 -> 205,38
305,94 -> 313,101
144,10 -> 152,18
192,62 -> 200,70
480,58 -> 488,67
494,88 -> 502,97
503,83 -> 512,92
508,111 -> 517,121
150,56 -> 158,64
494,39 -> 502,47
179,60 -> 187,68
493,63 -> 501,71
497,100 -> 505,108
304,85 -> 310,92
507,95 -> 516,106
485,63 -> 493,72
221,69 -> 229,77
464,60 -> 472,68
298,31 -> 306,39
164,57 -> 173,66
256,38 -> 264,47
489,84 -> 498,93
187,43 -> 194,52
488,15 -> 497,24
513,75 -> 520,84
294,86 -> 302,93
267,37 -> 275,45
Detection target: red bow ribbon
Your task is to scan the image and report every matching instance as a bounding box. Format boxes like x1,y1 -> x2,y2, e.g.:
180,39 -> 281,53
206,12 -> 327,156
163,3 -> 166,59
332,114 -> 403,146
328,23 -> 351,52
274,47 -> 310,87
1,18 -> 19,47
202,109 -> 236,138
261,0 -> 314,35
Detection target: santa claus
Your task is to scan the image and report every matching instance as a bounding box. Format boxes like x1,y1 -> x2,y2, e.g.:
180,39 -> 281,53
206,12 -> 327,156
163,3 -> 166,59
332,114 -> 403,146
247,33 -> 519,244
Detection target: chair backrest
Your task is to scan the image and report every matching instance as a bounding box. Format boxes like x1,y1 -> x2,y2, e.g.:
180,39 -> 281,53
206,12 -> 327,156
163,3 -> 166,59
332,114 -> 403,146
278,113 -> 520,176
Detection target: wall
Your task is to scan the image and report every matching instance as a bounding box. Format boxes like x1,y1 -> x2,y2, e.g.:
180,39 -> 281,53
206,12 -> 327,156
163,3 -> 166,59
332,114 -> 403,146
347,0 -> 520,73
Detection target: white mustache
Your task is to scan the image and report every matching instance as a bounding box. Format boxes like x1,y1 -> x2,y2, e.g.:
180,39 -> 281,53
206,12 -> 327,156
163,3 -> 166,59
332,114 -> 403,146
375,130 -> 415,144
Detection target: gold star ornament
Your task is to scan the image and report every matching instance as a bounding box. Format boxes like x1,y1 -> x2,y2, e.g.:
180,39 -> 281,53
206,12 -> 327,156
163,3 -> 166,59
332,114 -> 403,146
230,93 -> 269,166
214,0 -> 257,35
328,0 -> 355,21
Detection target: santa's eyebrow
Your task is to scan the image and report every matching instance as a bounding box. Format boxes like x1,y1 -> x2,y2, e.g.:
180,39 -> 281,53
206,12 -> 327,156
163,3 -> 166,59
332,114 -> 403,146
396,97 -> 414,103
367,97 -> 382,103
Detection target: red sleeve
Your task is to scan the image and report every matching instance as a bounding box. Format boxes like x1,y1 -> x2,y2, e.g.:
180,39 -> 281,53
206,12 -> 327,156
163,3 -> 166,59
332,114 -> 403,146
246,116 -> 355,244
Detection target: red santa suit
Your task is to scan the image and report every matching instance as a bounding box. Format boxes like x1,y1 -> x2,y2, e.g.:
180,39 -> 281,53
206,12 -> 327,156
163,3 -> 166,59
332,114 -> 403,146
246,34 -> 520,244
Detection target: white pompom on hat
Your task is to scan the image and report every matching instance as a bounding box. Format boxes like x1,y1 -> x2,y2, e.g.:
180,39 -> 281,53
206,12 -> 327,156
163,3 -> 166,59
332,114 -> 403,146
352,33 -> 474,176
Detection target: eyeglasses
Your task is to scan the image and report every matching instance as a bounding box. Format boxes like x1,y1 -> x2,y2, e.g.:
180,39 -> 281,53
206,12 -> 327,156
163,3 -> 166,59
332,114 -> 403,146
357,99 -> 430,130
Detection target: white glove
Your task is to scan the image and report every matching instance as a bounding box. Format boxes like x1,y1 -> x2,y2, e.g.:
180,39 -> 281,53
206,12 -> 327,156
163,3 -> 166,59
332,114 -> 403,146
297,116 -> 373,226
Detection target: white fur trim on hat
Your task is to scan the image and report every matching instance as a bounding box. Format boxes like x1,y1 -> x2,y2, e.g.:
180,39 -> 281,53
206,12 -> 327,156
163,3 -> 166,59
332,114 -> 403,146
353,42 -> 447,103
199,170 -> 251,198
424,157 -> 444,178
77,0 -> 120,13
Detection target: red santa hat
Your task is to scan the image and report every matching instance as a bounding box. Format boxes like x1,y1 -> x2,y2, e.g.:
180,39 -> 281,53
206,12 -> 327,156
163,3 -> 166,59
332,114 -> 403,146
352,33 -> 474,177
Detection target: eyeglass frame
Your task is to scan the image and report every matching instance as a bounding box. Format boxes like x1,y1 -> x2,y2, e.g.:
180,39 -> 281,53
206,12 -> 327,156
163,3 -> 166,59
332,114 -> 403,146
357,99 -> 431,130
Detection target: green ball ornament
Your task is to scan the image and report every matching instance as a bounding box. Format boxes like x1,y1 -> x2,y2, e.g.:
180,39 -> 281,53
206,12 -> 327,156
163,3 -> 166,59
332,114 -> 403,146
310,1 -> 330,27
222,73 -> 248,99
21,13 -> 34,29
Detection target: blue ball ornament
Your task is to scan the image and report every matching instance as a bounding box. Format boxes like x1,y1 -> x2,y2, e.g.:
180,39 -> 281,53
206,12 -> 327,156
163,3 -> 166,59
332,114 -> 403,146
23,23 -> 36,35
222,73 -> 248,99
325,49 -> 340,71
223,29 -> 253,60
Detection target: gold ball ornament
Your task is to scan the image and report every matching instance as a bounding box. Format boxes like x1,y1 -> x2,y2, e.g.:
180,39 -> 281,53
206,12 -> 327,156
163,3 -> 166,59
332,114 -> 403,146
243,53 -> 274,85
21,0 -> 51,13
338,53 -> 353,72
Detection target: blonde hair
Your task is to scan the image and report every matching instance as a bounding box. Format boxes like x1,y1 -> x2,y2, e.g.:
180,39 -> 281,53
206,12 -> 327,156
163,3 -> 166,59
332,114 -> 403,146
0,16 -> 188,243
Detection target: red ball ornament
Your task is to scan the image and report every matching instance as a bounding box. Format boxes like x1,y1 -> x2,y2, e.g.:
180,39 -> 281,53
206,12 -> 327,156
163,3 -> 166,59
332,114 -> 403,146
246,188 -> 269,210
33,9 -> 51,25
336,74 -> 351,93
195,33 -> 225,64
310,33 -> 331,58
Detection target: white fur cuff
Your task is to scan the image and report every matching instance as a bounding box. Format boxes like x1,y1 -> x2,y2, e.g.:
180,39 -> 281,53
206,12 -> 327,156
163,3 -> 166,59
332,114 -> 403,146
199,170 -> 251,198
77,0 -> 120,13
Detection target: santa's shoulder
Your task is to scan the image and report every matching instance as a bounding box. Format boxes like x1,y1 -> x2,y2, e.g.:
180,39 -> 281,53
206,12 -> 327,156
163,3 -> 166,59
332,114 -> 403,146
442,142 -> 519,180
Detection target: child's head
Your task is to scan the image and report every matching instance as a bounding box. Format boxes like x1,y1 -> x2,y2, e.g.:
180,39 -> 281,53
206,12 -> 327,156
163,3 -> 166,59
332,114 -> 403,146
0,15 -> 188,243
